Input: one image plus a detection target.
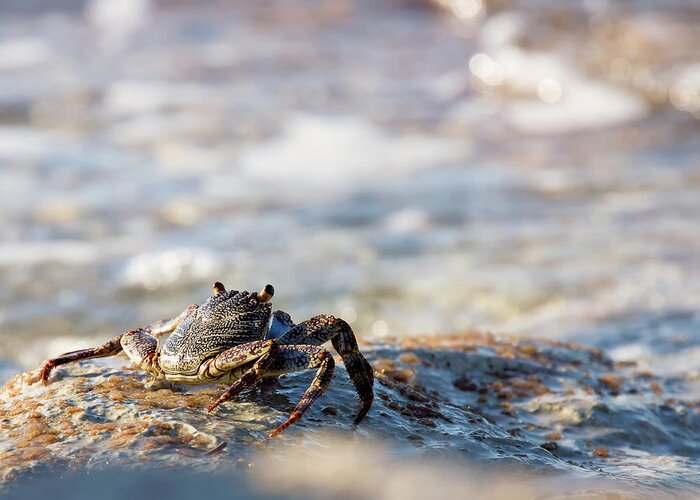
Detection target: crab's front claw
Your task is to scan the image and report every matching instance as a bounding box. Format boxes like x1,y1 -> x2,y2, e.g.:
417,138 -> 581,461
353,396 -> 374,426
338,350 -> 374,426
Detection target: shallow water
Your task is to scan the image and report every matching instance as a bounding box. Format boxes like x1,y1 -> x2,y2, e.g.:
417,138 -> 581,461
0,0 -> 699,494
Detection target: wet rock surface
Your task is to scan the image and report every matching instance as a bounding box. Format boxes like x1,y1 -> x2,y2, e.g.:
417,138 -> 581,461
1,333 -> 699,494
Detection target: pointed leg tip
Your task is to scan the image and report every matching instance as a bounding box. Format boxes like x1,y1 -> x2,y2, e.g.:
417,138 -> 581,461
40,365 -> 52,386
352,400 -> 373,426
205,441 -> 227,456
268,426 -> 286,439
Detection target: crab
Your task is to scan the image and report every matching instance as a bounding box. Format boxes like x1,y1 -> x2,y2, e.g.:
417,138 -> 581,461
40,283 -> 374,437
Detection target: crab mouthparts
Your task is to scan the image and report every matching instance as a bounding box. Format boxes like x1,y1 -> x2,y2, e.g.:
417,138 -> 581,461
258,284 -> 274,302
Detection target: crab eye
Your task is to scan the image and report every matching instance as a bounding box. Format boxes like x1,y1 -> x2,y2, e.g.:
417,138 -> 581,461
258,284 -> 274,302
213,282 -> 226,296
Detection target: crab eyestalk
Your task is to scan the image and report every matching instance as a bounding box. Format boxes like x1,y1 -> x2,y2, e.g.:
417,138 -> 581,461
258,284 -> 274,302
213,282 -> 226,296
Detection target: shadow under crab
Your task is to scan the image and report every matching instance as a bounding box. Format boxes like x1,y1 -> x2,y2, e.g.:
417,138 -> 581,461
39,282 -> 374,437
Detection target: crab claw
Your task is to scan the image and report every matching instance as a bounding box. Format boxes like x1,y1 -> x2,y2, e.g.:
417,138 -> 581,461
213,281 -> 226,296
258,284 -> 274,302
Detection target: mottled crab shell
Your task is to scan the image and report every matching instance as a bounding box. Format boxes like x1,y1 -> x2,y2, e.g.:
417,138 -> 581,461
160,290 -> 273,375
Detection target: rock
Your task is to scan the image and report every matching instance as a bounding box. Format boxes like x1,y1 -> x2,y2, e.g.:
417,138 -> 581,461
1,332 -> 699,493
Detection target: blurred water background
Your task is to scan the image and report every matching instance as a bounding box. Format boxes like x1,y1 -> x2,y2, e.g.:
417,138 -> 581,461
1,0 -> 699,375
1,0 -> 700,494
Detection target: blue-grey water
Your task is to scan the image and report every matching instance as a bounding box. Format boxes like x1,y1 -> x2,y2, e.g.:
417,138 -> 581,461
0,0 -> 699,495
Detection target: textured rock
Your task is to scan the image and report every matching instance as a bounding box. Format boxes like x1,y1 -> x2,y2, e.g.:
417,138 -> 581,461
1,333 -> 699,494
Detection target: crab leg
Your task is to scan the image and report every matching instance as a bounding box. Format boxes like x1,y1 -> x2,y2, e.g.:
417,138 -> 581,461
207,344 -> 335,437
206,342 -> 278,413
40,305 -> 197,385
277,315 -> 374,425
120,329 -> 160,375
198,339 -> 274,380
267,346 -> 336,438
40,334 -> 124,385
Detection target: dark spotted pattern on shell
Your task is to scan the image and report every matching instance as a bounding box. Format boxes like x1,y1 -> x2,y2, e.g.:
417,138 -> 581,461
160,289 -> 272,375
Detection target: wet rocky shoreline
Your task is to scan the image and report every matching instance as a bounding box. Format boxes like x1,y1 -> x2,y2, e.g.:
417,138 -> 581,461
1,332 -> 698,497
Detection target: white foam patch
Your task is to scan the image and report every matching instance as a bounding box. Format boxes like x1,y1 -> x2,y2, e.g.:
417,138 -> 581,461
108,112 -> 217,147
479,11 -> 525,51
0,127 -> 74,162
475,12 -> 649,134
384,208 -> 431,234
0,241 -> 98,266
237,115 -> 468,189
119,248 -> 219,290
491,48 -> 648,133
102,81 -> 214,117
506,77 -> 649,134
0,37 -> 52,70
86,0 -> 152,51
